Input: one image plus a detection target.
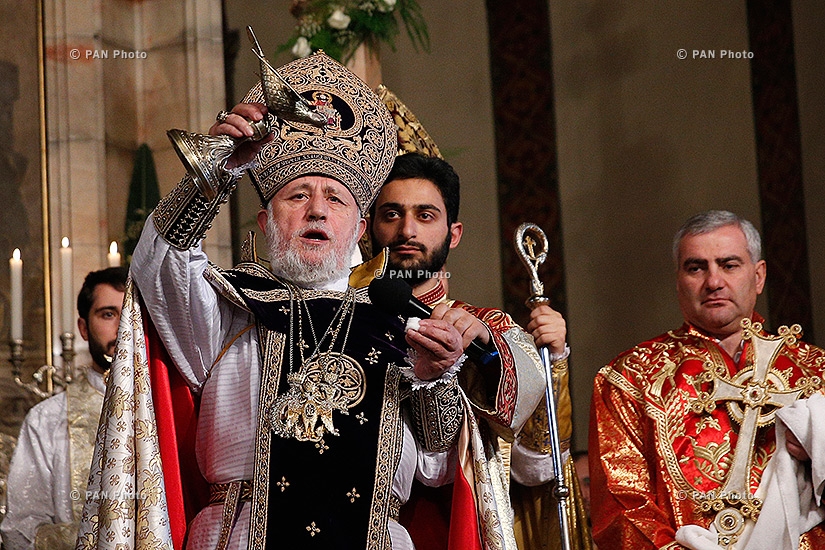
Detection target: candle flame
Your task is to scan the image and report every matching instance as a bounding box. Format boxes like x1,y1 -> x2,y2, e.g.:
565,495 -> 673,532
12,248 -> 20,260
61,237 -> 70,248
109,241 -> 118,254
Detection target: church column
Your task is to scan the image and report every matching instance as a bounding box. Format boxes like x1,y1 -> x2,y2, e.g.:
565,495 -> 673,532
44,0 -> 108,360
101,0 -> 229,268
47,0 -> 231,283
746,0 -> 814,338
484,0 -> 567,326
45,0 -> 229,363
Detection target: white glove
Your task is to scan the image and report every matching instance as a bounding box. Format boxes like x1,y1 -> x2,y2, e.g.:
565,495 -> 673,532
676,523 -> 722,550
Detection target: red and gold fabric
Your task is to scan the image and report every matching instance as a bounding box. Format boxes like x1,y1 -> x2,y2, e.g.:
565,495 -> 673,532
402,281 -> 589,550
420,282 -> 546,439
590,316 -> 825,550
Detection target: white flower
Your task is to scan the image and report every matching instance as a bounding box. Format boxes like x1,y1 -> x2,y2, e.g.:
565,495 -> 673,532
327,8 -> 351,30
378,0 -> 396,12
292,36 -> 312,58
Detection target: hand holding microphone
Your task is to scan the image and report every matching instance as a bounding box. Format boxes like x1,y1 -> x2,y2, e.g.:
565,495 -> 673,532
368,276 -> 500,370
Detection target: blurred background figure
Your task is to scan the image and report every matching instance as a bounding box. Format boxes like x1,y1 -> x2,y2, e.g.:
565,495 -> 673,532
572,450 -> 591,524
1,267 -> 127,550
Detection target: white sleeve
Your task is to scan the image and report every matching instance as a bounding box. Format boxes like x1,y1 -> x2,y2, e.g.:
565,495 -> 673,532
415,446 -> 457,487
130,214 -> 231,391
393,416 -> 457,504
510,442 -> 570,487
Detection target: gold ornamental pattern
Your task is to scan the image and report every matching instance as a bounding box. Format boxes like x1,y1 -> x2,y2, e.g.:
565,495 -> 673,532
606,323 -> 823,522
269,352 -> 366,442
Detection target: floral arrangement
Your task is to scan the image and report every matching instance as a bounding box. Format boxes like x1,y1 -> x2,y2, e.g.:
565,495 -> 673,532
280,0 -> 430,63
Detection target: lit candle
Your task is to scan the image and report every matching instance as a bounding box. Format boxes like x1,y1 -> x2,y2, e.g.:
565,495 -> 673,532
61,237 -> 73,334
107,241 -> 121,267
9,249 -> 22,340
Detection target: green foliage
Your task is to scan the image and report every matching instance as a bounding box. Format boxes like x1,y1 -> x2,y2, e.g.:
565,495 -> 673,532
279,0 -> 430,64
123,144 -> 160,265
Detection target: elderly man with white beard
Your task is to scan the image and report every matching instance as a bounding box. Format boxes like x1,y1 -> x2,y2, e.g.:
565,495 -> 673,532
77,52 -> 540,550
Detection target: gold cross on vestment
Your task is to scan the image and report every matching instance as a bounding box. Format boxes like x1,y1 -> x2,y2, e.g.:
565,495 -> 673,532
691,320 -> 805,548
306,522 -> 321,537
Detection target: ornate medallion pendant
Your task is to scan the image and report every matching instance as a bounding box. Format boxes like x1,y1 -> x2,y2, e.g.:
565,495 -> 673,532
269,352 -> 365,442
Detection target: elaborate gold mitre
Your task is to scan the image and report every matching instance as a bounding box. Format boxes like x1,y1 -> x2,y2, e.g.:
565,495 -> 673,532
244,51 -> 396,211
375,84 -> 443,159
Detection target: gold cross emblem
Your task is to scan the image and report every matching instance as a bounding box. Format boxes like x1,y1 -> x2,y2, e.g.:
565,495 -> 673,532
276,476 -> 290,492
524,235 -> 536,258
306,522 -> 321,537
366,348 -> 381,365
690,320 -> 812,548
347,487 -> 360,502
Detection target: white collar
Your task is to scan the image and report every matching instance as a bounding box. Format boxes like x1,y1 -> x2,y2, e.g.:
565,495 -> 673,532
303,273 -> 350,292
86,366 -> 107,395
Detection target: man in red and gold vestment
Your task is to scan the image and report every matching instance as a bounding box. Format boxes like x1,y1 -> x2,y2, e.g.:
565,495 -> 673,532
589,210 -> 825,550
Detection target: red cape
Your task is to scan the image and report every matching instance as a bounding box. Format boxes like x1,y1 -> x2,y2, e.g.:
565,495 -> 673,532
144,309 -> 209,549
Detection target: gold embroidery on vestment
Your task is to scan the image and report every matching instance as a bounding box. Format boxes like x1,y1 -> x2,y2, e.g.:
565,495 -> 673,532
691,434 -> 732,484
366,348 -> 381,364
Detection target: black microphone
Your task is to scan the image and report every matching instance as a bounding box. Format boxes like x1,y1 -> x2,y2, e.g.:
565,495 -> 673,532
368,276 -> 500,367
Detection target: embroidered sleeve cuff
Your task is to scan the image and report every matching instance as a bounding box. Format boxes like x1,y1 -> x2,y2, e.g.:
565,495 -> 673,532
408,373 -> 464,452
549,343 -> 570,363
152,172 -> 238,250
401,348 -> 465,390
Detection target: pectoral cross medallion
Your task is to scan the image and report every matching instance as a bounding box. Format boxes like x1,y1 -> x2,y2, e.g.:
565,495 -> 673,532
269,353 -> 365,442
690,320 -> 806,549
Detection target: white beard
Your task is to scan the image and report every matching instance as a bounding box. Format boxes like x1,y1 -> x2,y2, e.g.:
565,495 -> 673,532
264,212 -> 360,288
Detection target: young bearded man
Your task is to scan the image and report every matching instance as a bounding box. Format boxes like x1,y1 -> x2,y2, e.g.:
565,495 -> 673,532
370,152 -> 588,550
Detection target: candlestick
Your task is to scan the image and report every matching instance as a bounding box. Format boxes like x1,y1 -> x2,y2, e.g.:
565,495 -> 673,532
10,248 -> 22,340
61,237 -> 73,334
107,241 -> 121,268
60,331 -> 75,385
